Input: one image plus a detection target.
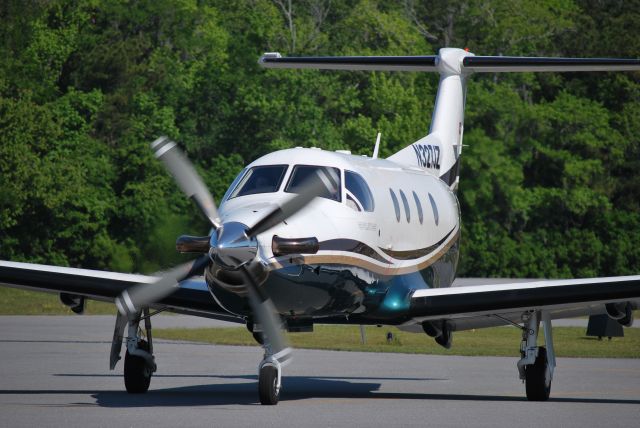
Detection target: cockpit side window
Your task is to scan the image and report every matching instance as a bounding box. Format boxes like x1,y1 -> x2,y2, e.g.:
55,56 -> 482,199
285,165 -> 341,202
229,165 -> 288,198
345,170 -> 375,212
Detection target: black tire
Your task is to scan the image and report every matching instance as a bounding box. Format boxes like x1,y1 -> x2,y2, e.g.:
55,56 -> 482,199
258,365 -> 280,405
124,341 -> 152,394
525,346 -> 551,401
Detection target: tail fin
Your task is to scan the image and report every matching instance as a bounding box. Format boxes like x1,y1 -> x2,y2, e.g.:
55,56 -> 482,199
259,50 -> 640,190
387,48 -> 471,189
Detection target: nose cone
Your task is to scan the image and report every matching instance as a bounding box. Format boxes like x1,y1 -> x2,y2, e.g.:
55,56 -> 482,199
210,221 -> 258,269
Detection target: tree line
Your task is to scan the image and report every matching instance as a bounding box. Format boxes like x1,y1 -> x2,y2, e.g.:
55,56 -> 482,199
0,0 -> 638,278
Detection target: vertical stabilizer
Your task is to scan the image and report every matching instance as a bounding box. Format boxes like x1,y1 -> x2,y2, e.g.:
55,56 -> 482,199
387,48 -> 473,189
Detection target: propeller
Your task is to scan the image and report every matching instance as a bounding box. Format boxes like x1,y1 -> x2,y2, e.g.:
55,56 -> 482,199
115,256 -> 209,318
241,266 -> 292,363
116,137 -> 337,365
151,136 -> 220,229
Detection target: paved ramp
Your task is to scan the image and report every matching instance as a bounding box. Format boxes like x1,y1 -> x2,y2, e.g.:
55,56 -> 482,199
0,316 -> 638,428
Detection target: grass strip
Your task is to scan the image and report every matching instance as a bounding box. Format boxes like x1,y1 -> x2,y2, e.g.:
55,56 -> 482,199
0,287 -> 115,315
1,288 -> 639,358
154,325 -> 640,358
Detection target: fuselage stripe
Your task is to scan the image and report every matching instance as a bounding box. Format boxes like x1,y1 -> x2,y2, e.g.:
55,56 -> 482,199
268,225 -> 460,276
319,239 -> 390,264
379,227 -> 455,260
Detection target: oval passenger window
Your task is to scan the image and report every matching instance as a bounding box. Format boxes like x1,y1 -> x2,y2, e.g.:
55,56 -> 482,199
389,189 -> 400,222
413,191 -> 423,224
428,193 -> 439,226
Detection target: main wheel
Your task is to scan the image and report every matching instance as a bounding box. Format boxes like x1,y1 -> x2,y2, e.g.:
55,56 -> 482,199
525,346 -> 551,401
258,365 -> 280,405
124,340 -> 152,394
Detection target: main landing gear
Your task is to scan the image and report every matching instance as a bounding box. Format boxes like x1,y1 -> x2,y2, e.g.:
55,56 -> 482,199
110,308 -> 157,393
516,311 -> 556,401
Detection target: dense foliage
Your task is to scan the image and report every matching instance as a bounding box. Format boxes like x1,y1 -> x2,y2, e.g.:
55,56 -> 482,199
0,0 -> 638,278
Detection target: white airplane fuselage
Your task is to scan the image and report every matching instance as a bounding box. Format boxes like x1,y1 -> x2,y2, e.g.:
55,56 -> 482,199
208,147 -> 461,323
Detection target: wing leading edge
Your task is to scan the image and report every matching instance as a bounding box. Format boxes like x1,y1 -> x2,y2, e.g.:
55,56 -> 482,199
409,276 -> 640,323
0,260 -> 236,320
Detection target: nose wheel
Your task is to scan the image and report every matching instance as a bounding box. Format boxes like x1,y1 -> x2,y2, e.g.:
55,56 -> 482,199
258,364 -> 281,405
256,344 -> 290,405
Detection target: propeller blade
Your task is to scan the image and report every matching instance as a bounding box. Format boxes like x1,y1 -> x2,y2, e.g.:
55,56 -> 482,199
241,266 -> 292,364
246,167 -> 339,238
151,136 -> 220,228
115,255 -> 209,318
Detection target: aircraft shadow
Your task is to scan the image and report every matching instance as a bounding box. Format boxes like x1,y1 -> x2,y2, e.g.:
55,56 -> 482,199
54,373 -> 443,382
0,339 -> 215,346
2,375 -> 639,407
0,339 -> 112,344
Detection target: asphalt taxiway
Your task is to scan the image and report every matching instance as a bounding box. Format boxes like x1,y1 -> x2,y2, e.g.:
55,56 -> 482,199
0,316 -> 638,428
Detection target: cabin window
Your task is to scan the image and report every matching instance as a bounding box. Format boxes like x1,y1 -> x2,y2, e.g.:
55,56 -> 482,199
399,190 -> 410,222
345,170 -> 375,212
389,189 -> 400,222
285,165 -> 341,202
413,191 -> 423,224
429,193 -> 439,225
230,165 -> 287,198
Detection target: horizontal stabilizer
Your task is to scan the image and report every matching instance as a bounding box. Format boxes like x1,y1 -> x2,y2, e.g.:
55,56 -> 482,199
259,52 -> 640,74
463,56 -> 640,72
259,53 -> 437,72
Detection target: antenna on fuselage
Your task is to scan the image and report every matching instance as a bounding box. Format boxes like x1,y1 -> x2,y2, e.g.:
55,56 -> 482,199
372,132 -> 381,159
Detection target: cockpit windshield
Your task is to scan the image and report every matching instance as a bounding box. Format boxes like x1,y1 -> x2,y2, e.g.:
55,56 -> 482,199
285,165 -> 341,202
229,165 -> 287,198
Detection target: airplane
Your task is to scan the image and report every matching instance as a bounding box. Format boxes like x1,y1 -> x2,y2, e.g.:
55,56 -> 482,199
1,47 -> 640,405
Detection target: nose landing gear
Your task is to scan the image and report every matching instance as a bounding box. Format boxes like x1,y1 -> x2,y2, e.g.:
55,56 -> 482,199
259,361 -> 281,405
258,346 -> 291,405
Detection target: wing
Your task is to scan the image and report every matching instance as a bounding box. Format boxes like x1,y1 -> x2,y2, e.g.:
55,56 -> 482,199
406,276 -> 640,332
0,260 -> 242,322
